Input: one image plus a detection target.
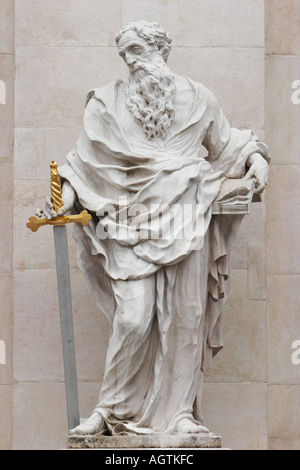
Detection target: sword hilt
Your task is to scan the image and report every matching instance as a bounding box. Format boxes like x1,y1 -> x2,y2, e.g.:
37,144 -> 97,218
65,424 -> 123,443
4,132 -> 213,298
26,161 -> 92,232
50,161 -> 63,213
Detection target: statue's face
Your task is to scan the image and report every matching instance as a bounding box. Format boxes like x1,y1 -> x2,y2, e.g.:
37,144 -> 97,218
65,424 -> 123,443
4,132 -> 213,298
118,30 -> 162,73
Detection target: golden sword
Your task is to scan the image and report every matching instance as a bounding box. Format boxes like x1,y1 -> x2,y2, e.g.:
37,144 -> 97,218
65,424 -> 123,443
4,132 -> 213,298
26,161 -> 91,232
26,161 -> 89,430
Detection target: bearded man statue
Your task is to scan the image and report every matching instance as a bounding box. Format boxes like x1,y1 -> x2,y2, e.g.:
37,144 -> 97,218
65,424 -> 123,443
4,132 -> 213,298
40,21 -> 270,436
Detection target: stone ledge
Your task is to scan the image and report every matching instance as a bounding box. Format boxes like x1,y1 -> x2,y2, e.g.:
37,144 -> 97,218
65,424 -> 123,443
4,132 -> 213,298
67,433 -> 222,449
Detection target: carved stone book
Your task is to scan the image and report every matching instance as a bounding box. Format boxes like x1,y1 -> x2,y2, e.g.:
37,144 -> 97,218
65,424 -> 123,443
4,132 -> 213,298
213,178 -> 258,214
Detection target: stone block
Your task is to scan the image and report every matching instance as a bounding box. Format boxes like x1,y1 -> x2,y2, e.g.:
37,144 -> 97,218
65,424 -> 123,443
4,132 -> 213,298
15,46 -> 127,128
267,275 -> 300,386
12,382 -> 68,450
67,432 -> 222,449
248,242 -> 266,300
0,276 -> 12,385
230,202 -> 265,270
122,0 -> 264,47
13,268 -> 109,383
268,437 -> 300,451
0,0 -> 14,54
205,270 -> 266,383
0,54 -> 14,163
265,0 -> 300,56
14,128 -> 47,180
46,128 -> 82,168
15,0 -> 122,47
0,201 -> 13,275
265,56 -> 300,165
168,47 -> 265,130
266,165 -> 300,274
268,386 -> 300,440
14,127 -> 82,179
13,268 -> 65,382
0,162 -> 13,202
0,385 -> 12,450
69,269 -> 110,383
202,382 -> 267,450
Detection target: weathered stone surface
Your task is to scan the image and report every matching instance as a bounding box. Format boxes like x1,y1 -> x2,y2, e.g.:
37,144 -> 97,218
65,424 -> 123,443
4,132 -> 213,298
248,242 -> 266,300
268,386 -> 300,442
205,270 -> 266,383
265,0 -> 300,55
0,54 -> 14,162
123,0 -> 264,47
268,437 -> 300,451
267,275 -> 300,386
266,165 -> 300,275
15,0 -> 122,47
14,128 -> 47,180
67,432 -> 221,449
202,382 -> 267,450
0,200 -> 13,275
13,267 -> 109,383
265,56 -> 300,165
0,276 -> 12,385
231,202 -> 265,270
12,382 -> 68,450
15,47 -> 127,129
0,0 -> 14,54
0,385 -> 12,450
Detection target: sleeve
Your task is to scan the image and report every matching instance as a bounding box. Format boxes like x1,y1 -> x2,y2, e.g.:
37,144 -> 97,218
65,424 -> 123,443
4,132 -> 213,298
203,91 -> 270,178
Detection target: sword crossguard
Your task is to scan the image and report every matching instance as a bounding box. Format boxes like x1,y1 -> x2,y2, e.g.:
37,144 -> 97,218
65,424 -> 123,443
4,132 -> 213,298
27,210 -> 92,232
26,161 -> 92,232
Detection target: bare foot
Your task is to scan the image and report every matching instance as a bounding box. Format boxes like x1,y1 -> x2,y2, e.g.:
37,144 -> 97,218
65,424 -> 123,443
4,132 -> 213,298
176,418 -> 209,434
69,411 -> 105,435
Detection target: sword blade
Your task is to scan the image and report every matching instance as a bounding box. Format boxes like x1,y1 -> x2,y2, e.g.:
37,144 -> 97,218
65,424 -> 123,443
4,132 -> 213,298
53,225 -> 80,431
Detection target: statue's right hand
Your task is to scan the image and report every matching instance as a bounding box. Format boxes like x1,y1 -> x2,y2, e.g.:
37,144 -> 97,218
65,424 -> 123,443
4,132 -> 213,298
36,196 -> 57,220
36,182 -> 76,220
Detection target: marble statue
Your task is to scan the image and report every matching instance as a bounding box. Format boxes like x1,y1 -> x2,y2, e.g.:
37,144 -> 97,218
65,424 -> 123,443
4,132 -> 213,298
39,21 -> 270,436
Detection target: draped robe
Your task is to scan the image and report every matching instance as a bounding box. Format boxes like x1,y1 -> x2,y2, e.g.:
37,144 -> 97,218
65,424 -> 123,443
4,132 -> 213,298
59,77 -> 270,434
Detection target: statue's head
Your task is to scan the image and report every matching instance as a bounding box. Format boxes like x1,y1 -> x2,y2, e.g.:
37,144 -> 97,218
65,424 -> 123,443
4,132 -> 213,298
115,21 -> 172,68
116,21 -> 175,141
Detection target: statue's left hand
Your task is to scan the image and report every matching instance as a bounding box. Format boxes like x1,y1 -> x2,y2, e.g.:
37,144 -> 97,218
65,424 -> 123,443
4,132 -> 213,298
244,153 -> 269,194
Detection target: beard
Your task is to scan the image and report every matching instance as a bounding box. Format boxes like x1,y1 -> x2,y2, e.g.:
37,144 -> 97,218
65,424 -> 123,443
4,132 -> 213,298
126,59 -> 176,141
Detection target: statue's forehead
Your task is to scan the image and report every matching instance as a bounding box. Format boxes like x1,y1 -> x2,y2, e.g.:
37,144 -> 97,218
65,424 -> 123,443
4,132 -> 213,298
118,30 -> 146,50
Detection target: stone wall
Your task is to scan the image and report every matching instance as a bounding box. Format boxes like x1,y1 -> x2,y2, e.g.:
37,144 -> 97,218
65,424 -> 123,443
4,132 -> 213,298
265,0 -> 300,451
0,0 -> 299,450
0,0 -> 14,451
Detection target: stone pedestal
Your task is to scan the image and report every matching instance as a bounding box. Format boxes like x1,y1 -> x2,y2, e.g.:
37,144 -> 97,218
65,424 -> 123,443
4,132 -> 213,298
67,432 -> 222,449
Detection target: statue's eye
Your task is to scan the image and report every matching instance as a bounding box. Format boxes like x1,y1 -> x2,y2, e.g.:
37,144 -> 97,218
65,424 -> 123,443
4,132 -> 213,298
132,46 -> 143,54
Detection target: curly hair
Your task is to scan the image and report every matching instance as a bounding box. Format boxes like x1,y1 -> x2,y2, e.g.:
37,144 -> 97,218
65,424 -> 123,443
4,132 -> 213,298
115,21 -> 173,63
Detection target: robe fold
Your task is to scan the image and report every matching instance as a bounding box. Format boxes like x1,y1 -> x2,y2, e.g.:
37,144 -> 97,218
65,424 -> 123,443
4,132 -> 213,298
59,77 -> 270,433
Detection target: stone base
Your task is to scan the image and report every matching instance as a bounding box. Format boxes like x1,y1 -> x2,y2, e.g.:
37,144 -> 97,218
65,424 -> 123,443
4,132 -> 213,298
67,432 -> 222,449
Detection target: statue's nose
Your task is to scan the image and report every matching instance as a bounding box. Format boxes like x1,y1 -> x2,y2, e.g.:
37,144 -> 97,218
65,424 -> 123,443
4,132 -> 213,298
125,53 -> 136,66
